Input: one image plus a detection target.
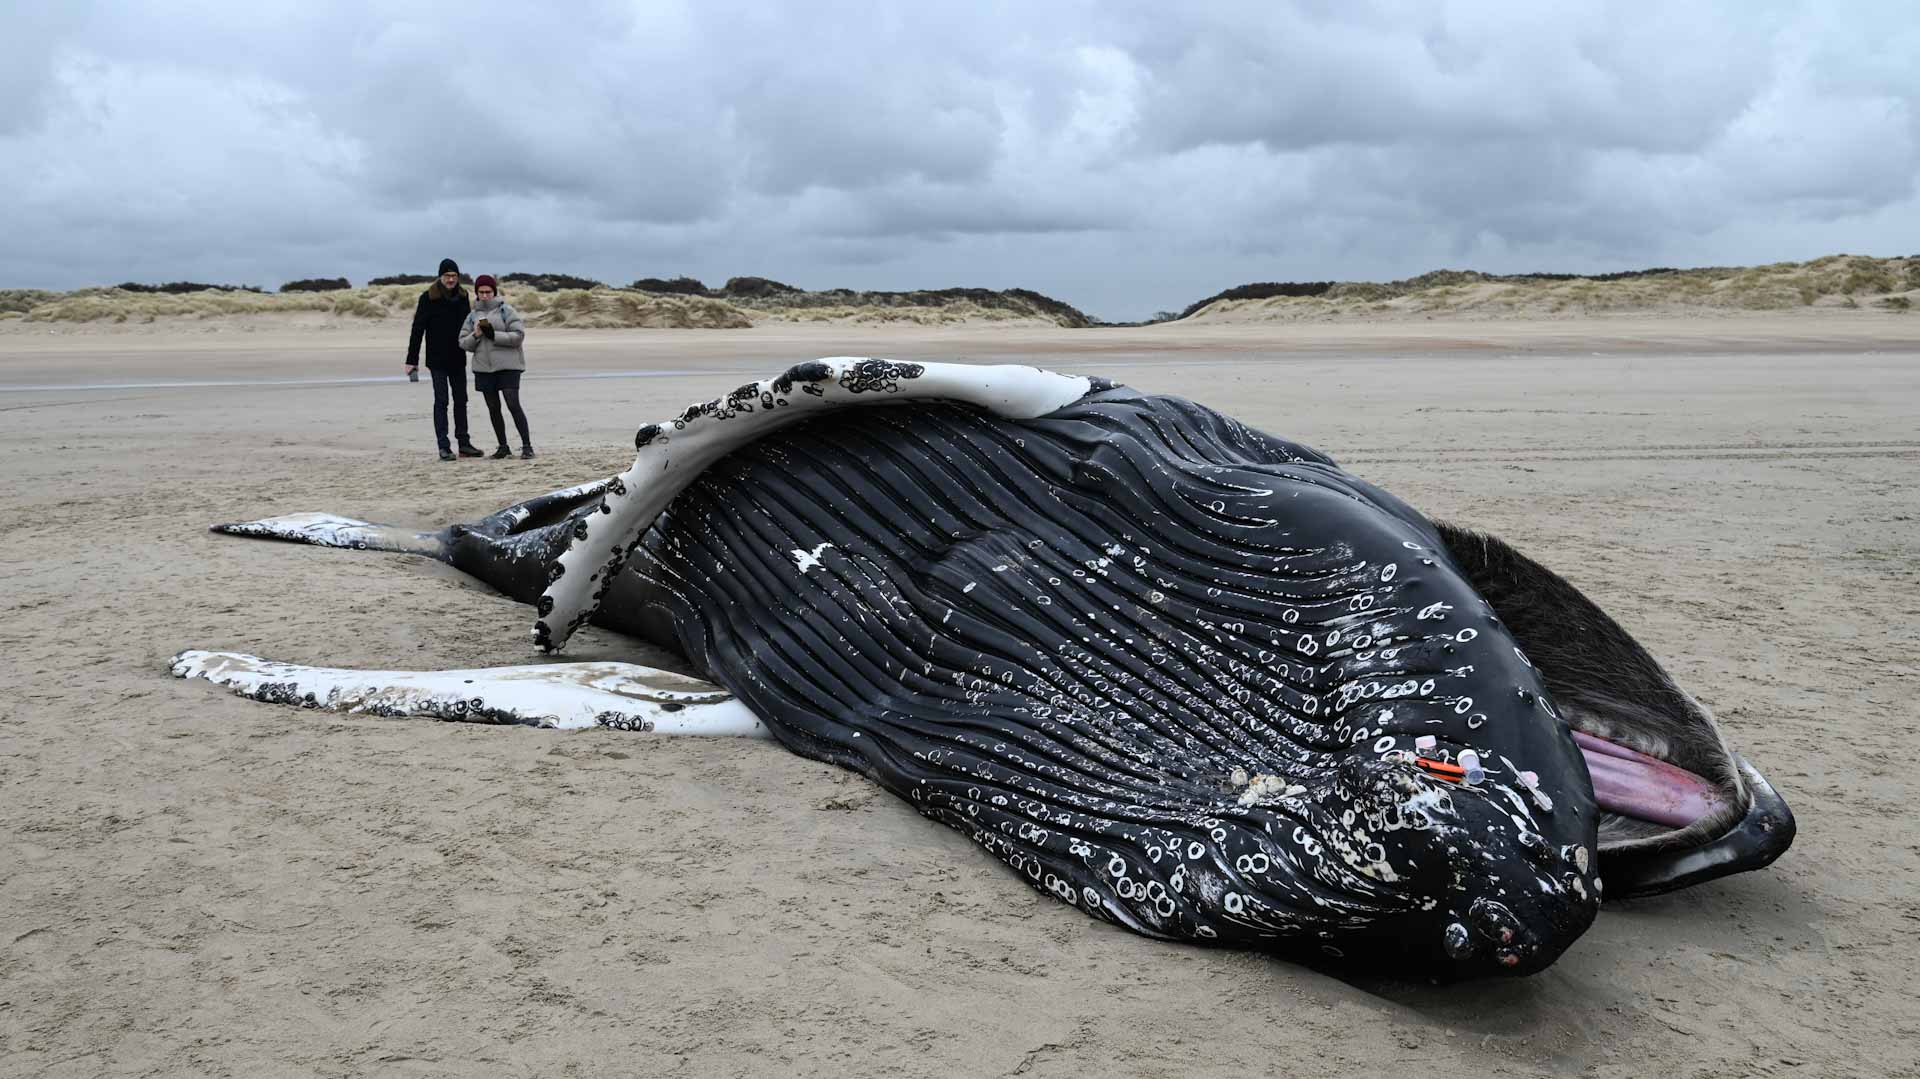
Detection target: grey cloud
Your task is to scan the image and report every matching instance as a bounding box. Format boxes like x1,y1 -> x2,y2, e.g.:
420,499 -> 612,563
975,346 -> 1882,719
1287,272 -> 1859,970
0,4 -> 102,136
1127,4 -> 1778,154
1,1 -> 1916,320
784,178 -> 1122,240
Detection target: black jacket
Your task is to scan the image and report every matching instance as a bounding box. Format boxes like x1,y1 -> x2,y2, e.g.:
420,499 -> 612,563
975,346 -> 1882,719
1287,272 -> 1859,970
406,283 -> 471,369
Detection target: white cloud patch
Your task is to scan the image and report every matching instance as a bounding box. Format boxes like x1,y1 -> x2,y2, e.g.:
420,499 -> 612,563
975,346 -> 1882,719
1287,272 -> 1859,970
1,0 -> 1915,319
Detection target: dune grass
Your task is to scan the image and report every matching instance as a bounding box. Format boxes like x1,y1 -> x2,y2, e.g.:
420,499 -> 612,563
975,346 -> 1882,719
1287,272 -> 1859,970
14,285 -> 423,324
6,283 -> 750,328
7,278 -> 1083,328
748,299 -> 1058,325
508,289 -> 752,329
0,290 -> 63,316
1178,254 -> 1919,322
11,254 -> 1912,329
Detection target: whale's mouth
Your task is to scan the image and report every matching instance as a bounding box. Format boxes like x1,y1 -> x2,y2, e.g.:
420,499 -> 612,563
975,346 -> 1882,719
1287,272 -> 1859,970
1433,522 -> 1795,896
1554,692 -> 1795,896
1547,680 -> 1753,864
1573,729 -> 1728,829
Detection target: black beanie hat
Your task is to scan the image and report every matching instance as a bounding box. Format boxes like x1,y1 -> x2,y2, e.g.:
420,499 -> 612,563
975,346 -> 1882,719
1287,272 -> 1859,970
439,258 -> 459,275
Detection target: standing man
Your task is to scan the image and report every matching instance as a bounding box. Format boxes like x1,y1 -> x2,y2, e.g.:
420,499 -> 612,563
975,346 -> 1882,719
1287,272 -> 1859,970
406,258 -> 483,460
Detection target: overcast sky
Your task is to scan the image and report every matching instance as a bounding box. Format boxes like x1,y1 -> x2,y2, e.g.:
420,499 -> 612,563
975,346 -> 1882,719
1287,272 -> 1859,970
3,1 -> 1915,320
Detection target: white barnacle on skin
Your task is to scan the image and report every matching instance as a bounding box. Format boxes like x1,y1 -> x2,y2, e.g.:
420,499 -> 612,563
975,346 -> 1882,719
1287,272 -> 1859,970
1398,785 -> 1456,824
1236,774 -> 1307,806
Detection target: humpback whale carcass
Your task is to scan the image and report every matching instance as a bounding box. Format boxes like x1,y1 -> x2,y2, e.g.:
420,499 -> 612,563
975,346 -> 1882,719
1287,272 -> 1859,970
173,359 -> 1795,977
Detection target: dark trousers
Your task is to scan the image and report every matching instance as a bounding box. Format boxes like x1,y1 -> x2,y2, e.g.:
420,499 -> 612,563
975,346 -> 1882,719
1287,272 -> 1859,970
429,366 -> 471,451
482,388 -> 532,449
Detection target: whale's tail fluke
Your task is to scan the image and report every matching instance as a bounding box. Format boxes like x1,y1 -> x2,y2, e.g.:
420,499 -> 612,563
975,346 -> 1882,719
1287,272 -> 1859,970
212,479 -> 619,560
208,478 -> 627,611
211,512 -> 449,558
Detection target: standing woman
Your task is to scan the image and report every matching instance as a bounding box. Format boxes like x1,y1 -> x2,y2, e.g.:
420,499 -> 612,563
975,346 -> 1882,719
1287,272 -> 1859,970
458,275 -> 535,459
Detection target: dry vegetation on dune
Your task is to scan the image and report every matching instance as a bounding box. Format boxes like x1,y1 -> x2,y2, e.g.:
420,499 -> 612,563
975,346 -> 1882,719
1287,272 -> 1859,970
1176,254 -> 1920,323
0,275 -> 1086,329
9,254 -> 1913,330
509,289 -> 752,329
0,282 -> 752,329
0,289 -> 64,316
692,277 -> 1094,327
743,296 -> 1075,326
2,284 -> 414,323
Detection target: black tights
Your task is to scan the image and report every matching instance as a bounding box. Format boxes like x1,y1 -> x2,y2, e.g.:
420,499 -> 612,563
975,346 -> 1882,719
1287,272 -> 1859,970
482,387 -> 531,449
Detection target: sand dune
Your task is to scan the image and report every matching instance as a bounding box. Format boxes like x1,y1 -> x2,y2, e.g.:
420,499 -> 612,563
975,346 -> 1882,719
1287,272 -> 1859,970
13,254 -> 1913,333
0,280 -> 1084,331
0,283 -> 756,331
1179,254 -> 1920,323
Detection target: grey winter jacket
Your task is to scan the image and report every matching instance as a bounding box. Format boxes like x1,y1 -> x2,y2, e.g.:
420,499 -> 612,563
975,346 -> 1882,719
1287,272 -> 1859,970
458,299 -> 527,373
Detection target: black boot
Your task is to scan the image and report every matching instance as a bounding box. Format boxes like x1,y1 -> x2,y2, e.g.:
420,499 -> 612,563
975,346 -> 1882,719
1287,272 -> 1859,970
520,445 -> 536,459
490,445 -> 512,459
457,442 -> 485,458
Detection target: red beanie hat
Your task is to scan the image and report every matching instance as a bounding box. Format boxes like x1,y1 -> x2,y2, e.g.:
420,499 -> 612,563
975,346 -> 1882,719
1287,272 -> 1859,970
474,274 -> 498,291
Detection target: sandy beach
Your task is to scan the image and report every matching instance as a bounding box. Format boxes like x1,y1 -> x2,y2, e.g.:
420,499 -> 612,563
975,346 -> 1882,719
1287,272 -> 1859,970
2,314 -> 1917,1077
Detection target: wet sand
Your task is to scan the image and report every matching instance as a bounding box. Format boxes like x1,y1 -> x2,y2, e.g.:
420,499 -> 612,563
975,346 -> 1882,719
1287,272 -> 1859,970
2,317 -> 1917,1077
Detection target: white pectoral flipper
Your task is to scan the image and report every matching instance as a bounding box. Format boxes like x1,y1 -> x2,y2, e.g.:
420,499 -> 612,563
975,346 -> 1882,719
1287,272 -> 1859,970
210,513 -> 446,556
169,650 -> 770,736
